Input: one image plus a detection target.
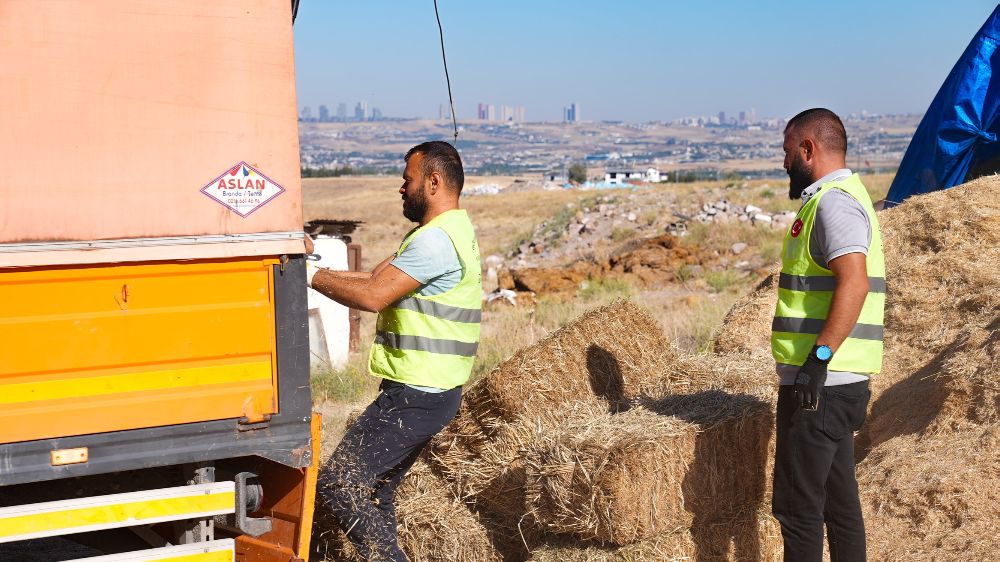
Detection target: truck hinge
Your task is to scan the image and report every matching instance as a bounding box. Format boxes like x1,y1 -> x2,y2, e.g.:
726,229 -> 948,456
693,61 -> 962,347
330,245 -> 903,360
237,414 -> 272,431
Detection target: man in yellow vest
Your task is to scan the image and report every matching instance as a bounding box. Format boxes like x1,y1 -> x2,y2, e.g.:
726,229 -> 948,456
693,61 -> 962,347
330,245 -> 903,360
308,141 -> 481,561
771,109 -> 885,562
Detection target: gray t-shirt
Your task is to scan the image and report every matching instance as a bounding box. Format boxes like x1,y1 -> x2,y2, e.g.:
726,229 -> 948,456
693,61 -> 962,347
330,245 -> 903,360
809,189 -> 872,269
778,172 -> 873,386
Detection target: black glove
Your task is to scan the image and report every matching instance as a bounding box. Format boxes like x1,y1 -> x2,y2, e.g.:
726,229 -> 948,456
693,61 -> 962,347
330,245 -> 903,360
794,346 -> 829,410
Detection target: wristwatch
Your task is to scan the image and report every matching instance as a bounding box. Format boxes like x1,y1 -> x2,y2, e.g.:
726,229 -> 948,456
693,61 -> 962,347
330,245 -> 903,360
812,344 -> 833,363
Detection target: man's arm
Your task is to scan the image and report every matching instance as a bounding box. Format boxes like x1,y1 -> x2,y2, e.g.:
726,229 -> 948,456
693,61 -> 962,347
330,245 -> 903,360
311,258 -> 421,313
314,256 -> 395,280
816,252 -> 869,353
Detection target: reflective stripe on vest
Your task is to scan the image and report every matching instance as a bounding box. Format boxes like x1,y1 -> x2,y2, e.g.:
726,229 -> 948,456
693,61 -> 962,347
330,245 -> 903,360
778,272 -> 887,293
392,296 -> 482,323
771,174 -> 886,374
771,317 -> 884,341
368,209 -> 482,389
374,331 -> 479,357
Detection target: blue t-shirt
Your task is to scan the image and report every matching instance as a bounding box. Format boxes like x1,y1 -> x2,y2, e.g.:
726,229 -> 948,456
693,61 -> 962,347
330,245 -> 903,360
391,227 -> 462,296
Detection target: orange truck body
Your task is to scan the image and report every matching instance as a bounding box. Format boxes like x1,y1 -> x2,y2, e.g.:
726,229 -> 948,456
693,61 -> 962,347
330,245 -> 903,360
0,2 -> 318,560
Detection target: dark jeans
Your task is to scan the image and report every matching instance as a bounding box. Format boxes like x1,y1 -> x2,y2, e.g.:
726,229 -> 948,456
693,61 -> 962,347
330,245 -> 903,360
772,380 -> 871,562
320,380 -> 462,562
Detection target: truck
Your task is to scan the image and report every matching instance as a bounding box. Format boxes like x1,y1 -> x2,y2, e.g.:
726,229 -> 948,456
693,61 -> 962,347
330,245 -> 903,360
0,2 -> 320,560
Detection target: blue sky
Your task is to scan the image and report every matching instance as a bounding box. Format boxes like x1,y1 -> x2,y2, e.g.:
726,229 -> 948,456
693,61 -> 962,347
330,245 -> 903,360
293,1 -> 999,122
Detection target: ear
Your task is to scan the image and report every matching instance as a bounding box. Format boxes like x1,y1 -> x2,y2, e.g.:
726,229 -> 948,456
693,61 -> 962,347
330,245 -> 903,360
800,138 -> 816,161
428,171 -> 442,195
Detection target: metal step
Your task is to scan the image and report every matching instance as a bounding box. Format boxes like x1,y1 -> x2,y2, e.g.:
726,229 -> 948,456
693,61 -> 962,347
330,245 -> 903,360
66,539 -> 235,561
0,482 -> 235,543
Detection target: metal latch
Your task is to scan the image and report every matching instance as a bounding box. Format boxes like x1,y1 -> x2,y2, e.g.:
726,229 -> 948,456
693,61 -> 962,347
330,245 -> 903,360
214,472 -> 272,537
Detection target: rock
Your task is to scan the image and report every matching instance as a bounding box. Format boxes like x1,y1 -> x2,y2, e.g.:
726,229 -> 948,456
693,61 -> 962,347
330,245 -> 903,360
497,268 -> 515,290
484,254 -> 504,268
627,212 -> 637,222
745,204 -> 763,214
510,267 -> 587,293
753,213 -> 773,224
731,242 -> 748,255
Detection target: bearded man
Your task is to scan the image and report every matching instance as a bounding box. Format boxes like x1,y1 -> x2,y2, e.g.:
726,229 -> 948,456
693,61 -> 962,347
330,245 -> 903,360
309,141 -> 481,561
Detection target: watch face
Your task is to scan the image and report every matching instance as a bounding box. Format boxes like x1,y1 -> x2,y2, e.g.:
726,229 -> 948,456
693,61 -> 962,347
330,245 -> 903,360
816,345 -> 833,361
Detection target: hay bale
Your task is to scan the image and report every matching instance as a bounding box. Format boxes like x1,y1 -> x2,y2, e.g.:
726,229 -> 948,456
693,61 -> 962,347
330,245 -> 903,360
528,508 -> 782,562
524,390 -> 772,546
859,425 -> 1000,562
712,268 -> 777,355
312,460 -> 500,562
466,299 -> 679,424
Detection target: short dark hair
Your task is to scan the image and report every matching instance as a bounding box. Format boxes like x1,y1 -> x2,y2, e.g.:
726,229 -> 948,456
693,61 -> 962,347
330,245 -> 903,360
405,141 -> 465,193
785,108 -> 848,156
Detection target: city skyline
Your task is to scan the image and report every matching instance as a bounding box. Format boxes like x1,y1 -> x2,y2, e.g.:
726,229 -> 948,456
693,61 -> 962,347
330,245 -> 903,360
293,1 -> 996,122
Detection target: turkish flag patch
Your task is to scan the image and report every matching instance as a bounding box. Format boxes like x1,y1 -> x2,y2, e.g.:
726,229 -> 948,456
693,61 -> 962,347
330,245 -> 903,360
790,218 -> 804,238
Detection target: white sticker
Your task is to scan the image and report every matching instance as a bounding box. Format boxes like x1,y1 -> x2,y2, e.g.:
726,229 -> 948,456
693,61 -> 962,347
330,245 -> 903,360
200,162 -> 285,217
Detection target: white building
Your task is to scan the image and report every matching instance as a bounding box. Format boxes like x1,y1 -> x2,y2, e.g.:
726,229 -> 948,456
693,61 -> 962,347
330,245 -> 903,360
604,170 -> 645,185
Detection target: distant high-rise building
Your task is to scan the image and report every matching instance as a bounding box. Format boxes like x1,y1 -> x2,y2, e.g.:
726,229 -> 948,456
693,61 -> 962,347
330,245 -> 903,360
354,100 -> 368,121
477,103 -> 487,120
563,103 -> 579,123
738,111 -> 746,125
515,106 -> 525,123
748,107 -> 757,124
486,104 -> 496,122
500,105 -> 513,122
300,106 -> 312,121
718,111 -> 726,125
371,107 -> 383,120
439,103 -> 452,120
319,105 -> 330,122
336,103 -> 347,120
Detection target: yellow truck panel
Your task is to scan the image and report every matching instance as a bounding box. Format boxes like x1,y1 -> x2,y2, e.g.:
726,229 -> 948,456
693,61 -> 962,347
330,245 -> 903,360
0,259 -> 280,444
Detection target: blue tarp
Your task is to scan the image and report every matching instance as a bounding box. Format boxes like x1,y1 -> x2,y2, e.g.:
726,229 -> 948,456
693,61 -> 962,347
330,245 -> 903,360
886,6 -> 1000,207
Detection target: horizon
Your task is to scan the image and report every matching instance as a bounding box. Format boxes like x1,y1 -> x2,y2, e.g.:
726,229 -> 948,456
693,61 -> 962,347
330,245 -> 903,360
293,1 -> 997,123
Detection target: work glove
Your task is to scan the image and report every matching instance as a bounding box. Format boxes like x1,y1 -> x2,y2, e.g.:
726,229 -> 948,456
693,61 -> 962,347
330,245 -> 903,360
306,260 -> 319,288
794,347 -> 829,411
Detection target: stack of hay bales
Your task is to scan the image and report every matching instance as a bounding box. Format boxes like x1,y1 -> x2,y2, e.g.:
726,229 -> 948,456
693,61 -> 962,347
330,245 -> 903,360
710,178 -> 1000,561
428,301 -> 781,560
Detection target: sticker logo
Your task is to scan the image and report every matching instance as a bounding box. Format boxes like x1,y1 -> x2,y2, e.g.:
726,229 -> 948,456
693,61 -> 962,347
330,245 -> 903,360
790,218 -> 804,238
200,162 -> 285,217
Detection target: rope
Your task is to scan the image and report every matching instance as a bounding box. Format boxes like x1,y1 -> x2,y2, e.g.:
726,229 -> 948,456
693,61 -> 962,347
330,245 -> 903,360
433,0 -> 459,143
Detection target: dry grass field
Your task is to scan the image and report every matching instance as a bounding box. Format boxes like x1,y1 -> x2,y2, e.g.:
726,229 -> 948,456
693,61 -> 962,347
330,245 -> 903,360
306,174 -> 893,448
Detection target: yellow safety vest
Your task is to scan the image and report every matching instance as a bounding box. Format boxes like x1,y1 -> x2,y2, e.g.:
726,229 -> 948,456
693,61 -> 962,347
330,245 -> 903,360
369,209 -> 482,389
771,174 -> 886,374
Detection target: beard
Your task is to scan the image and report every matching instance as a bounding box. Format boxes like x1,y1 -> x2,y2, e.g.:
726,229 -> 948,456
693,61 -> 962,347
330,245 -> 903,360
402,184 -> 428,222
787,153 -> 813,200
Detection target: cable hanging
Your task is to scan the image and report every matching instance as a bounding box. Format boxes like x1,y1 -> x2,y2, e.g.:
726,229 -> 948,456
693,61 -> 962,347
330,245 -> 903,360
433,0 -> 459,143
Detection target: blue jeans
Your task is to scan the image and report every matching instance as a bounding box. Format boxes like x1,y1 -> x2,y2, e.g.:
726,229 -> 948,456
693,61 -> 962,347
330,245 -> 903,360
320,380 -> 461,562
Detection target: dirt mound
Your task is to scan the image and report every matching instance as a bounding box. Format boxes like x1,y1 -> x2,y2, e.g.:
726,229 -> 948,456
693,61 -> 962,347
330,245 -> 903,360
500,235 -> 707,294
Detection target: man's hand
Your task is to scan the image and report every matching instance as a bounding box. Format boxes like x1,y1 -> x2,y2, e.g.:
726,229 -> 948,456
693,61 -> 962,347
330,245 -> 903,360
794,353 -> 828,410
